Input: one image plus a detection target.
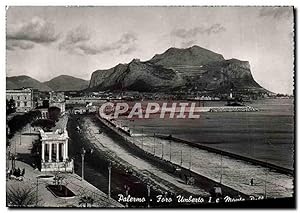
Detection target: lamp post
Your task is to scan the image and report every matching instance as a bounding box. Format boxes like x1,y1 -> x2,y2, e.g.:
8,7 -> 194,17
141,128 -> 144,150
14,134 -> 17,154
180,150 -> 183,166
153,135 -> 156,155
220,154 -> 223,184
81,148 -> 86,181
147,184 -> 151,208
169,141 -> 172,161
161,143 -> 164,159
7,146 -> 10,171
108,162 -> 112,199
36,176 -> 39,207
264,161 -> 268,199
19,132 -> 22,145
124,184 -> 130,207
189,147 -> 192,170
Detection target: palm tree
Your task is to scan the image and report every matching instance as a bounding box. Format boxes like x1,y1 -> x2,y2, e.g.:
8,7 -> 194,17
79,196 -> 94,208
7,185 -> 37,207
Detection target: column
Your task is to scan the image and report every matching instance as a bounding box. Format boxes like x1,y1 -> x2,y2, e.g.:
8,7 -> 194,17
56,143 -> 59,162
49,143 -> 52,162
60,143 -> 64,161
63,143 -> 66,161
65,140 -> 68,160
41,142 -> 45,162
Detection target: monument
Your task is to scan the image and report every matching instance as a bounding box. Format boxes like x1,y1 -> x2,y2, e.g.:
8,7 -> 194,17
39,128 -> 73,172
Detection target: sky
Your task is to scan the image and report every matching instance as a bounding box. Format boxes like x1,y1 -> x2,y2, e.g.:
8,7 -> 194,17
6,6 -> 294,94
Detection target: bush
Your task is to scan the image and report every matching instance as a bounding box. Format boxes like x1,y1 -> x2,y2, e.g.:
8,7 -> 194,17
7,185 -> 37,207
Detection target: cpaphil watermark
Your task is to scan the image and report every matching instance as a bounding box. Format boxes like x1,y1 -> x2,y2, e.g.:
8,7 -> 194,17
98,102 -> 200,119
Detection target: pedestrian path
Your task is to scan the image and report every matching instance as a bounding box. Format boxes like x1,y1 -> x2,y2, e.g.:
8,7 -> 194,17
6,117 -> 122,208
83,117 -> 210,196
98,115 -> 293,198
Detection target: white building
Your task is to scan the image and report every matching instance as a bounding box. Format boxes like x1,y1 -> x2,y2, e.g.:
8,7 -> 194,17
6,88 -> 33,112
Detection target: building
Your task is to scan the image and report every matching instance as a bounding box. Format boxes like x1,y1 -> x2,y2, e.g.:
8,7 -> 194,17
36,108 -> 49,119
66,97 -> 107,105
39,128 -> 73,172
72,107 -> 87,115
49,91 -> 66,115
6,88 -> 33,112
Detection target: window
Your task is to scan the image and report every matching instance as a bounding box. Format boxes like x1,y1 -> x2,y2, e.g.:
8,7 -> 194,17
17,96 -> 20,100
24,101 -> 27,107
17,102 -> 20,107
24,96 -> 27,100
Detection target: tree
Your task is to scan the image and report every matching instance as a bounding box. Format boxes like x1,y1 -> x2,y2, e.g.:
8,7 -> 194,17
7,110 -> 41,139
32,119 -> 55,131
6,98 -> 16,115
79,196 -> 94,208
53,173 -> 65,191
48,106 -> 61,122
7,185 -> 37,207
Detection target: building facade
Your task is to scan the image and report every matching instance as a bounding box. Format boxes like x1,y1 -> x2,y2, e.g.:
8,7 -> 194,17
49,91 -> 66,114
6,88 -> 33,112
37,108 -> 49,119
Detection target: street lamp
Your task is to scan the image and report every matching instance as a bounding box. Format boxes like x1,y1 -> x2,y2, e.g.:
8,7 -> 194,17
36,176 -> 40,207
153,135 -> 156,155
161,143 -> 164,159
220,154 -> 223,184
169,141 -> 172,161
81,147 -> 86,181
147,184 -> 151,208
7,146 -> 10,171
124,184 -> 130,207
189,147 -> 192,170
141,128 -> 144,150
108,162 -> 112,199
180,150 -> 183,166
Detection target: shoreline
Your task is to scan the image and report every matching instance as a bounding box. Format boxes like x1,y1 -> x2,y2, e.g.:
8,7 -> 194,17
97,114 -> 293,198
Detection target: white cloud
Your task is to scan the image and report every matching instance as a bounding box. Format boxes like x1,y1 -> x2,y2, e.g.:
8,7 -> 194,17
7,16 -> 60,51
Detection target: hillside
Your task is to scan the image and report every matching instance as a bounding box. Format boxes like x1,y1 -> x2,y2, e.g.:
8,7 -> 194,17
44,75 -> 89,91
6,75 -> 89,91
6,75 -> 52,91
89,59 -> 184,92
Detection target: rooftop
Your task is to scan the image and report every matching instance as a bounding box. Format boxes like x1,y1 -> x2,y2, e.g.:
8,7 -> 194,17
40,128 -> 69,141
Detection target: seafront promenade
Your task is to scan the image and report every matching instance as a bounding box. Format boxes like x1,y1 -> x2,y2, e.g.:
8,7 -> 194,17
97,115 -> 293,199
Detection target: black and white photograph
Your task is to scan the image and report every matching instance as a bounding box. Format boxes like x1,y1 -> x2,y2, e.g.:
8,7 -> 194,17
5,5 -> 295,208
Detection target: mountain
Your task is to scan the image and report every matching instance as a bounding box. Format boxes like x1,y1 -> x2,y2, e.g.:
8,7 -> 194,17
6,75 -> 89,91
44,75 -> 89,91
6,75 -> 52,91
88,45 -> 267,94
149,45 -> 224,67
89,59 -> 184,92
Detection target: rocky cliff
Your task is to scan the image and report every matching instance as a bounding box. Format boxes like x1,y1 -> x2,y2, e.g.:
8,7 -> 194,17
88,45 -> 267,93
89,59 -> 184,92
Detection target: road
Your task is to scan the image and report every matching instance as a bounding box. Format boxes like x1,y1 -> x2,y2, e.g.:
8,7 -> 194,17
80,116 -> 210,197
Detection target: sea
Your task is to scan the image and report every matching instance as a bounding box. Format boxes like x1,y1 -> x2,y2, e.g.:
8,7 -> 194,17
117,98 -> 294,170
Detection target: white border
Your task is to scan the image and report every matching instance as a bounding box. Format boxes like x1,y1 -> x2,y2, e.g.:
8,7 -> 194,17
1,1 -> 298,212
